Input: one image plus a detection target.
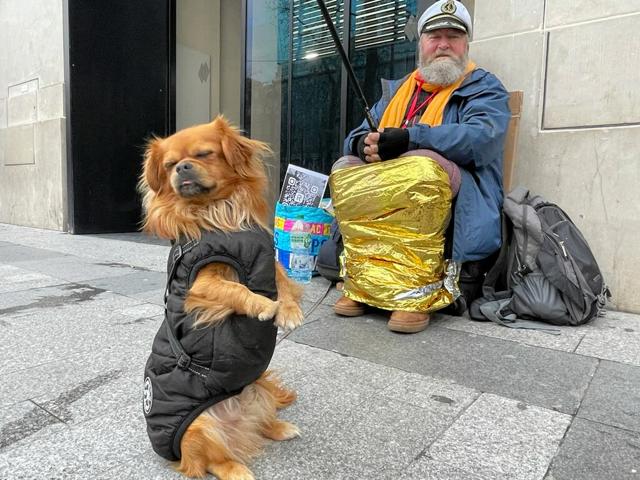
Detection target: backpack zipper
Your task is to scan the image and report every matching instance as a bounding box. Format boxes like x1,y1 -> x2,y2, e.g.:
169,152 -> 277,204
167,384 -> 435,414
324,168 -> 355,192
559,240 -> 568,257
549,230 -> 568,258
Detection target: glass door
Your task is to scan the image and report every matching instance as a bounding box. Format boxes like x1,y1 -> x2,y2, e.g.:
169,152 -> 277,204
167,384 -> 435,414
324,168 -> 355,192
288,0 -> 345,174
244,0 -> 291,205
245,0 -> 346,181
244,0 -> 420,188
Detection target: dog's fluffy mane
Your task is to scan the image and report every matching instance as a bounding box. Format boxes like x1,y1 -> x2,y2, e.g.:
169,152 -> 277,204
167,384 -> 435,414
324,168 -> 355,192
139,181 -> 269,240
139,116 -> 273,241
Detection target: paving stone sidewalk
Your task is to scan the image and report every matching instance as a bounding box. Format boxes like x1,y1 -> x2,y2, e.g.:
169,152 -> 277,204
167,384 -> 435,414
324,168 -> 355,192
0,223 -> 639,480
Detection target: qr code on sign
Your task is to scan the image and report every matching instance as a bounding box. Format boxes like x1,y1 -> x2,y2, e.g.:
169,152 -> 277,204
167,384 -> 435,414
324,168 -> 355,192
278,164 -> 328,207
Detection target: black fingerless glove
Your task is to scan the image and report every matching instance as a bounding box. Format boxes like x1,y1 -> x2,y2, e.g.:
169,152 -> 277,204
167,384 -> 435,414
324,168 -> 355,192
377,128 -> 410,160
355,134 -> 367,161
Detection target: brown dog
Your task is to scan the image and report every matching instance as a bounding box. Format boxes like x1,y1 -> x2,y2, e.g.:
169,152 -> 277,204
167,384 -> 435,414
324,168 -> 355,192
140,116 -> 304,479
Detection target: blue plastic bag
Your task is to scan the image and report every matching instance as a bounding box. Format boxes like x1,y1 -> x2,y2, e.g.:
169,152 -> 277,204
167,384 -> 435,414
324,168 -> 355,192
274,202 -> 333,275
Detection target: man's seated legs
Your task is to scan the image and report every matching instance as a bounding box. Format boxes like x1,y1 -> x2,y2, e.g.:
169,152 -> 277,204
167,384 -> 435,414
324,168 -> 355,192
330,152 -> 461,333
331,154 -> 365,173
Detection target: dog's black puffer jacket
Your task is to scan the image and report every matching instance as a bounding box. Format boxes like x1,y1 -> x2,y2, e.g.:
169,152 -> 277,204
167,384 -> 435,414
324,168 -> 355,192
143,228 -> 278,461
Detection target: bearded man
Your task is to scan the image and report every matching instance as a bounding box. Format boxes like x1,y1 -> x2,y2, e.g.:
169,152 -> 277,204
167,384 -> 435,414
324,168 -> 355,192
331,0 -> 511,333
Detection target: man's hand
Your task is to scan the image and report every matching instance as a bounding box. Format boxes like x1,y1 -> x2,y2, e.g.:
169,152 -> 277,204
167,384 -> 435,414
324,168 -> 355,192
357,128 -> 409,163
357,132 -> 381,162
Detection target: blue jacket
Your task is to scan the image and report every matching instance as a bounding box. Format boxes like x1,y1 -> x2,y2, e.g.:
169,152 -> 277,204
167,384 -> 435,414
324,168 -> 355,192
344,68 -> 510,262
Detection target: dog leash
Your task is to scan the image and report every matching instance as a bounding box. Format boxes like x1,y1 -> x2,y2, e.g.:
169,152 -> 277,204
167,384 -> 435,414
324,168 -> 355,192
276,280 -> 334,346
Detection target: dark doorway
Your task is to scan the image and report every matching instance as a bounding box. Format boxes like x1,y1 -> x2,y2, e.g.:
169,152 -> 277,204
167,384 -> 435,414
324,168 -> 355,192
66,0 -> 175,233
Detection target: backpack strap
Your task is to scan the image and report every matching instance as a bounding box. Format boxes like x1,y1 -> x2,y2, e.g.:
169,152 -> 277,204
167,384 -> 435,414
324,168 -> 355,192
477,298 -> 562,334
481,212 -> 512,297
504,187 -> 544,274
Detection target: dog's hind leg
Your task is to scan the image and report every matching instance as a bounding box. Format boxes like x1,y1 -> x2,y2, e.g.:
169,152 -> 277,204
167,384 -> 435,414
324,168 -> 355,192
253,372 -> 300,440
178,417 -> 227,478
208,461 -> 256,480
179,415 -> 256,480
261,418 -> 300,441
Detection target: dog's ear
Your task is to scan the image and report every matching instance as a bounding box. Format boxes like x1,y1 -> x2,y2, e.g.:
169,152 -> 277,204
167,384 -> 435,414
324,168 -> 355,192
213,116 -> 272,177
142,137 -> 165,192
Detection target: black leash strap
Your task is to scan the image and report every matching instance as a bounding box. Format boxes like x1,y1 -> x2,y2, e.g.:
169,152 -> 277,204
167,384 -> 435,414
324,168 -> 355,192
276,280 -> 333,346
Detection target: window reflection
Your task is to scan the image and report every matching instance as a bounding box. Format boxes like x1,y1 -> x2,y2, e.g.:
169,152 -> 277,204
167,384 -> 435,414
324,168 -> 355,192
347,0 -> 418,134
244,0 -> 418,196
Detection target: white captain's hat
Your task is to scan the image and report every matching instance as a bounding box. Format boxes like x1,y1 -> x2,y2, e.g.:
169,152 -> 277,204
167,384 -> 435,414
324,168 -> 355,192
417,0 -> 473,39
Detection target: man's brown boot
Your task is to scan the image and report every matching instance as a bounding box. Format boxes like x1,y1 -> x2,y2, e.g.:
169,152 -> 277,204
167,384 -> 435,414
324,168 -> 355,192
387,311 -> 430,333
334,295 -> 365,317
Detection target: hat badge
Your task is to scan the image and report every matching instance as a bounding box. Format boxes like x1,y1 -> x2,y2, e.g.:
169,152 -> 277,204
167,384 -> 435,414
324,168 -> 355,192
441,0 -> 457,14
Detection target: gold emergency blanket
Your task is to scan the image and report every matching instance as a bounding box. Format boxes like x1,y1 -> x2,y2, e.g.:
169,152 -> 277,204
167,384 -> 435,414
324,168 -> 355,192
330,156 -> 456,312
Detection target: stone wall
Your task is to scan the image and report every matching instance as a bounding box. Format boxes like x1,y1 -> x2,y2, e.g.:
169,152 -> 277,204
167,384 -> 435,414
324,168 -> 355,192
0,0 -> 67,230
469,1 -> 640,312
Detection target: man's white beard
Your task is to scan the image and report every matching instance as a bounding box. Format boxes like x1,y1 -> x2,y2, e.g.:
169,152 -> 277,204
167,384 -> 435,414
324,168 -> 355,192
419,53 -> 468,86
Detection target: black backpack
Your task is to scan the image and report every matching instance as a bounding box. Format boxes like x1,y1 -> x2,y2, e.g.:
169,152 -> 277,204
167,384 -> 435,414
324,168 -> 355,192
316,218 -> 343,283
470,187 -> 610,331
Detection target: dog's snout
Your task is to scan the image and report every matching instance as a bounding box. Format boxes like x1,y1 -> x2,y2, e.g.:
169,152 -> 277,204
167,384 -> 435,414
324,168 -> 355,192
176,162 -> 193,174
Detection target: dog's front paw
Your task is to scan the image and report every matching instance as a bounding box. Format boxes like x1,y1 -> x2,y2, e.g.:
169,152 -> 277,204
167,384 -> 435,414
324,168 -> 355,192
256,298 -> 280,321
274,301 -> 304,331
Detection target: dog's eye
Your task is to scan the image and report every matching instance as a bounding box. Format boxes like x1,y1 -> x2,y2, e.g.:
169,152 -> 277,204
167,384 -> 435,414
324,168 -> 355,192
164,161 -> 177,170
195,151 -> 213,158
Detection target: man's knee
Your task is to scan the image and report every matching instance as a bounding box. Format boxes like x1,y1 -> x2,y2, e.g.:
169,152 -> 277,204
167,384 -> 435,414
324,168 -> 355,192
332,155 -> 365,173
400,149 -> 461,196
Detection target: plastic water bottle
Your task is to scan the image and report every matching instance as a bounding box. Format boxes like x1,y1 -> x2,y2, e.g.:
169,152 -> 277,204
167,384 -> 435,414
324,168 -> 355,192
289,216 -> 313,284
